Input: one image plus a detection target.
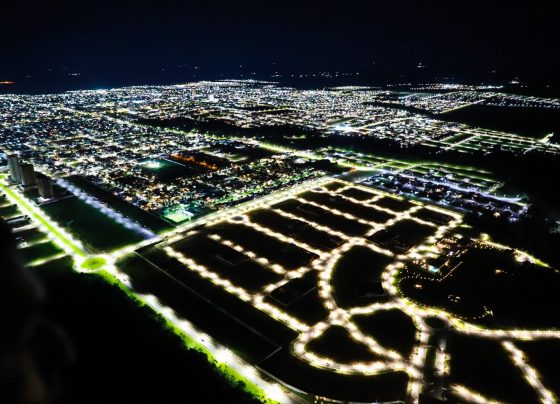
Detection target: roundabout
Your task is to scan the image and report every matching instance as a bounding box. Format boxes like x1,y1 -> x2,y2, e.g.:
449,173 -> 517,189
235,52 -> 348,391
77,255 -> 111,272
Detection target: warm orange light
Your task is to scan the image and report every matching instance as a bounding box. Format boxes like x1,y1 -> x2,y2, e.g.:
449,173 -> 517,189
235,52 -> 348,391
170,154 -> 219,171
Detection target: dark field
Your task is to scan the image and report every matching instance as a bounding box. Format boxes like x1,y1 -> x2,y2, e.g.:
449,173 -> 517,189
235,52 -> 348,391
207,222 -> 318,270
331,245 -> 393,308
65,175 -> 172,234
352,309 -> 417,357
398,246 -> 560,328
517,340 -> 560,398
273,199 -> 370,237
43,196 -> 145,252
248,209 -> 344,251
442,105 -> 560,138
446,333 -> 536,403
32,258 -> 258,404
307,326 -> 380,363
170,232 -> 281,292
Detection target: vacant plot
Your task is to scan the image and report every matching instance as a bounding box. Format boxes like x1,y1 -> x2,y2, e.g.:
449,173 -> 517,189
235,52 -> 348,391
368,219 -> 434,253
322,181 -> 347,192
43,197 -> 146,252
207,222 -> 318,270
352,309 -> 417,357
13,227 -> 47,244
6,216 -> 32,229
413,207 -> 454,224
374,196 -> 415,212
331,245 -> 393,308
274,199 -> 370,237
170,232 -> 281,292
248,209 -> 343,251
340,187 -> 378,201
0,204 -> 20,219
307,326 -> 380,364
19,241 -> 64,265
300,191 -> 394,223
264,271 -> 329,326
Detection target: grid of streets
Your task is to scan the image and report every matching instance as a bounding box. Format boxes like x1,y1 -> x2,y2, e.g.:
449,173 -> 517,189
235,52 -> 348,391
157,179 -> 557,404
2,80 -> 560,403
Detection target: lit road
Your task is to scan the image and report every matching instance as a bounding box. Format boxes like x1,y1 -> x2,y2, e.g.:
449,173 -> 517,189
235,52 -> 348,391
3,172 -> 559,404
0,175 -> 293,403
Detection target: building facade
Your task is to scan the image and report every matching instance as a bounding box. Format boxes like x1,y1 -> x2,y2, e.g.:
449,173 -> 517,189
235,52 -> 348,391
19,163 -> 37,191
7,154 -> 22,184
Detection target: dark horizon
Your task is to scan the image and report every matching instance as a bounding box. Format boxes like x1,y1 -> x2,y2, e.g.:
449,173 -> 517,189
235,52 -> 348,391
2,1 -> 559,93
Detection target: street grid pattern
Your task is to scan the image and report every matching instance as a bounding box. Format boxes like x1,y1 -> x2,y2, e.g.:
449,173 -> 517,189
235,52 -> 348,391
2,175 -> 559,403
160,179 -> 559,403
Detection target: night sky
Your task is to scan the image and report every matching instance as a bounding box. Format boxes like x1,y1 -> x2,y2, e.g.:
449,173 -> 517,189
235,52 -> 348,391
2,1 -> 558,91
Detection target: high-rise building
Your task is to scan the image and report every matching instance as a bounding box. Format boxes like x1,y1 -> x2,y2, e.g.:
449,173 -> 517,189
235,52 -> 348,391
7,154 -> 22,184
19,163 -> 37,191
36,173 -> 54,199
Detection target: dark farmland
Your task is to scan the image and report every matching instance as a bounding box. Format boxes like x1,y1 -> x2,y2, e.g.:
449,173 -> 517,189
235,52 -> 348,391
33,257 -> 257,404
441,105 -> 560,138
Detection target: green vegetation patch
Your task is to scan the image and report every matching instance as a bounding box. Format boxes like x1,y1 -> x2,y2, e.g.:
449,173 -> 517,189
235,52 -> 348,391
0,204 -> 21,219
43,196 -> 145,252
64,175 -> 173,235
80,256 -> 108,271
32,260 -> 266,403
19,241 -> 64,265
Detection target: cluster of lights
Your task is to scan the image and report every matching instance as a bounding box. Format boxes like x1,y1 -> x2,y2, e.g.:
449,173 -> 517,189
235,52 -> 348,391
157,179 -> 475,403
